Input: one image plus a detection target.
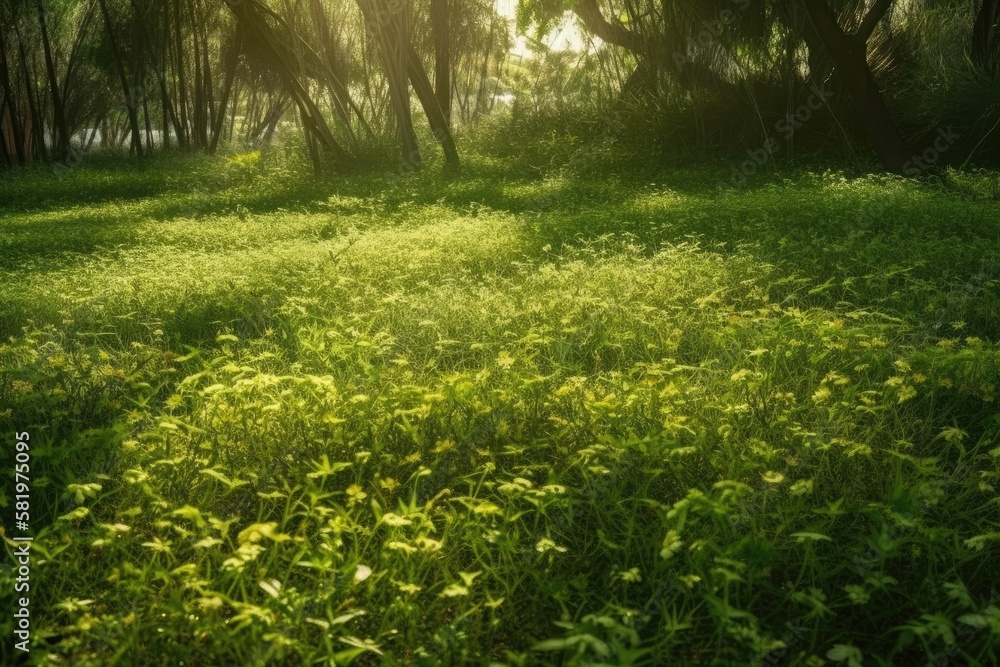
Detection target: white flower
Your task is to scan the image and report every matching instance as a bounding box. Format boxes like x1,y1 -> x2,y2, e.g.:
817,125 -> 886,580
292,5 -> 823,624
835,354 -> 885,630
536,538 -> 567,554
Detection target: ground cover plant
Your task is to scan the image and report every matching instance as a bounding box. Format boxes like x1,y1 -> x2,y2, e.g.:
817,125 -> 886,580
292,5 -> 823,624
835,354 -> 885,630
2,148 -> 1000,666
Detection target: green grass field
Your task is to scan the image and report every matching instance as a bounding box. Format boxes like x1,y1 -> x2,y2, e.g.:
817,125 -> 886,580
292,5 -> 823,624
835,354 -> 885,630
2,150 -> 1000,665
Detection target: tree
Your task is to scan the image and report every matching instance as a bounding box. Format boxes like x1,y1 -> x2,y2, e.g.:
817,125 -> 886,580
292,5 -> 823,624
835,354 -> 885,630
357,0 -> 458,169
224,0 -> 353,172
973,0 -> 1000,72
431,0 -> 451,124
37,0 -> 71,159
98,0 -> 144,156
517,0 -> 915,173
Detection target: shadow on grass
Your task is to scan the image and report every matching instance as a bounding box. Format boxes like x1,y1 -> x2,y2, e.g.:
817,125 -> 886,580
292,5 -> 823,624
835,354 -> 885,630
3,152 -> 999,339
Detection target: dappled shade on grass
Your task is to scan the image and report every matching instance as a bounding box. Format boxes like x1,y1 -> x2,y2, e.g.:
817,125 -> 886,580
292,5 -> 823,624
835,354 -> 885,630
1,152 -> 999,665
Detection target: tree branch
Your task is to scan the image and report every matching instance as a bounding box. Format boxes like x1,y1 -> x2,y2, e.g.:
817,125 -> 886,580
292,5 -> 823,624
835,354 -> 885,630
856,0 -> 894,43
572,0 -> 648,55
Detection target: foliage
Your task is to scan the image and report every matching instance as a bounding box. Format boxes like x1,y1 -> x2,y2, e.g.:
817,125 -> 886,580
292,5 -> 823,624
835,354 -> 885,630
1,148 -> 1000,665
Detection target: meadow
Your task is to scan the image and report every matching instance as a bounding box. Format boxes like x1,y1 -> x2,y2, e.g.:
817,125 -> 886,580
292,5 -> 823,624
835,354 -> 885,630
2,147 -> 1000,666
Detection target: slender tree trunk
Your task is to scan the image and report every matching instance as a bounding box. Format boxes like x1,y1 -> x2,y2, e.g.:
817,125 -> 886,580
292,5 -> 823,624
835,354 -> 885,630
228,79 -> 239,142
172,0 -> 190,146
37,0 -> 70,160
13,24 -> 47,161
85,114 -> 104,150
300,105 -> 321,171
225,0 -> 351,170
200,11 -> 215,137
135,32 -> 154,152
61,0 -> 97,117
356,0 -> 420,167
431,0 -> 450,126
143,83 -> 154,151
407,44 -> 458,168
210,25 -> 242,153
0,111 -> 11,166
155,0 -> 183,145
309,0 -> 363,146
973,0 -> 1000,72
475,20 -> 494,117
98,0 -> 144,156
191,2 -> 205,148
0,28 -> 26,164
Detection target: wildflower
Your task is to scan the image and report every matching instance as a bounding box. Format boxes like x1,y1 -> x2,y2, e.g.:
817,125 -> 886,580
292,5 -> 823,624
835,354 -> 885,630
415,537 -> 443,552
194,537 -> 223,549
844,585 -> 870,604
660,530 -> 683,560
762,471 -> 785,484
433,439 -> 454,454
790,479 -> 814,495
439,583 -> 469,597
811,387 -> 831,403
939,427 -> 966,444
385,541 -> 417,554
473,501 -> 502,515
345,484 -> 367,506
237,522 -> 290,545
380,513 -> 413,527
536,538 -> 567,554
730,369 -> 751,383
618,568 -> 642,583
393,580 -> 421,595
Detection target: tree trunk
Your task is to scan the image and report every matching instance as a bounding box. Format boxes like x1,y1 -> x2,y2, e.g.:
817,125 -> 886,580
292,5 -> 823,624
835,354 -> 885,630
13,23 -> 47,161
191,3 -> 205,148
309,0 -> 353,136
431,0 -> 450,125
801,0 -> 911,173
61,0 -> 98,119
0,28 -> 26,164
98,0 -> 144,157
37,0 -> 70,160
138,0 -> 183,146
973,0 -> 1000,72
475,20 -> 494,117
210,25 -> 242,153
407,44 -> 459,168
172,0 -> 190,146
225,0 -> 352,170
356,0 -> 420,168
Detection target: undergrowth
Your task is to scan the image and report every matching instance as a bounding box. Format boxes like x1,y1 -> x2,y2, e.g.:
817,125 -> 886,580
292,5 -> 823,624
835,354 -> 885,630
1,149 -> 999,666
